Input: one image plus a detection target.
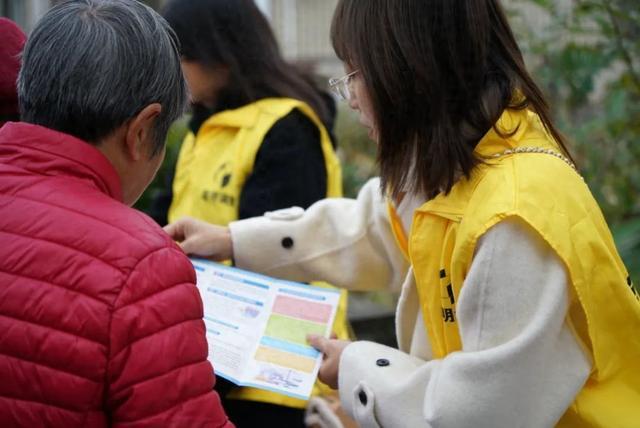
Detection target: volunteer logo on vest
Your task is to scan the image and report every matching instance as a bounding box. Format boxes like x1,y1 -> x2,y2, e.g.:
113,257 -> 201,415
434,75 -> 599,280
201,162 -> 236,207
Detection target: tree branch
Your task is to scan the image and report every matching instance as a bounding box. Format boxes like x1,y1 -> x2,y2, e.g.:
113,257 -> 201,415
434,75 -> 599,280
602,1 -> 640,93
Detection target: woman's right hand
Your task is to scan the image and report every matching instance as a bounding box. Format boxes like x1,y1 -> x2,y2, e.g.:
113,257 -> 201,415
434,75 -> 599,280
164,217 -> 233,261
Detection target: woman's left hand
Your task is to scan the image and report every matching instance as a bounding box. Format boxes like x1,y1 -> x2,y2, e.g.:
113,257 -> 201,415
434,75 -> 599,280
307,335 -> 352,389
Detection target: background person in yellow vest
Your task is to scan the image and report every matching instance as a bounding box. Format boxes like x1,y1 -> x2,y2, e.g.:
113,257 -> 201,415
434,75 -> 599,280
160,1 -> 350,426
165,0 -> 640,427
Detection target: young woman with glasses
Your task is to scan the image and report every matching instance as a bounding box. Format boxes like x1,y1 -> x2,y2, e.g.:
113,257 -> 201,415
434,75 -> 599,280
166,1 -> 639,426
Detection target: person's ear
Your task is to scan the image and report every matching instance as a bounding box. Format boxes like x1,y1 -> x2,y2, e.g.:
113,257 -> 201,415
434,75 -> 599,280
124,103 -> 162,161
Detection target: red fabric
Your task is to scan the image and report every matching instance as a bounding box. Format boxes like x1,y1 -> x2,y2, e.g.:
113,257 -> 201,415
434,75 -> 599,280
0,123 -> 233,428
0,18 -> 26,121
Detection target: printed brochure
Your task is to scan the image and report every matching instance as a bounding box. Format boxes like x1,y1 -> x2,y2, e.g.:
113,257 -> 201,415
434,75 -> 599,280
191,259 -> 340,400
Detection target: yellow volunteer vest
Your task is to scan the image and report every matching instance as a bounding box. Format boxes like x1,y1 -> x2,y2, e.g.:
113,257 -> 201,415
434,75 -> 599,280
168,97 -> 342,226
389,108 -> 640,427
169,98 -> 350,409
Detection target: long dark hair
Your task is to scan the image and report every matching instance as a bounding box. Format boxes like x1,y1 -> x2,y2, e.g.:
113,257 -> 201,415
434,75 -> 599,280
162,0 -> 330,127
331,0 -> 573,199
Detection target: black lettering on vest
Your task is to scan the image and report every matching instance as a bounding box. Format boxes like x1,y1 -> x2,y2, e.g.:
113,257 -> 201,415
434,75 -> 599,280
442,307 -> 456,323
201,190 -> 214,202
201,190 -> 236,207
439,269 -> 446,279
447,284 -> 455,305
222,194 -> 235,206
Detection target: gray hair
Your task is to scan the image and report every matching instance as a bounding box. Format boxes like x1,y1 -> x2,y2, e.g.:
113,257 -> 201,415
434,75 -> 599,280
18,0 -> 187,154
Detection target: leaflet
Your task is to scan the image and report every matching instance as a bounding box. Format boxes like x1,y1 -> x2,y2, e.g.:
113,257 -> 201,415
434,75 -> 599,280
191,258 -> 340,401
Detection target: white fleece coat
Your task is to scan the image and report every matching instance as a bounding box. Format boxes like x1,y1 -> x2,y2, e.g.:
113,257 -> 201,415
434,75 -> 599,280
229,178 -> 590,428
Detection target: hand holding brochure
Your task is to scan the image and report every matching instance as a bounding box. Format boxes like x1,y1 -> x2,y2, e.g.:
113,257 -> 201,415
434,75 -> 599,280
191,259 -> 340,401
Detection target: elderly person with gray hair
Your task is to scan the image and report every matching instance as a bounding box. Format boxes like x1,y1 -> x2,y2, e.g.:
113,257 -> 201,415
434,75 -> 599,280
0,1 -> 233,426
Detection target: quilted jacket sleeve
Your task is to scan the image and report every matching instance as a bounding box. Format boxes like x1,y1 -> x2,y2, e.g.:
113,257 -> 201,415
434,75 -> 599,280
105,244 -> 233,427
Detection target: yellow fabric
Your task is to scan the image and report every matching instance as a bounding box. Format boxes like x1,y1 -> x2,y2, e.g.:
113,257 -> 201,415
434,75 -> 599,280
386,202 -> 410,262
169,97 -> 342,226
396,107 -> 640,427
169,98 -> 350,409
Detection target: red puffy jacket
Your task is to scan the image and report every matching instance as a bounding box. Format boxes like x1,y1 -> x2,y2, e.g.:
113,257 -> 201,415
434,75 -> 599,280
0,123 -> 233,427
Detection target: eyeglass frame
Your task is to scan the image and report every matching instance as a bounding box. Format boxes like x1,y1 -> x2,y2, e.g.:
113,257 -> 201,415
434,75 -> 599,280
329,70 -> 359,101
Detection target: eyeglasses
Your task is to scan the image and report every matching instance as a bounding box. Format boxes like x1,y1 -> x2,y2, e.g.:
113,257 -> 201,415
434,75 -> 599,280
329,70 -> 358,101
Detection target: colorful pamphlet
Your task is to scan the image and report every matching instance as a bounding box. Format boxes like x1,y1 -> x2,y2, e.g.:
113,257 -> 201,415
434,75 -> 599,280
191,259 -> 340,400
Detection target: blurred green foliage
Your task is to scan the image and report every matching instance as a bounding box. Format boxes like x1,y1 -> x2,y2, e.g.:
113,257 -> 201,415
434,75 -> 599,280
134,116 -> 188,215
506,0 -> 640,283
334,104 -> 377,198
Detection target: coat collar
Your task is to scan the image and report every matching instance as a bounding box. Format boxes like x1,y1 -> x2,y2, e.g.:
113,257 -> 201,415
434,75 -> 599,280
200,100 -> 263,130
0,122 -> 123,201
473,107 -> 532,158
198,97 -> 305,131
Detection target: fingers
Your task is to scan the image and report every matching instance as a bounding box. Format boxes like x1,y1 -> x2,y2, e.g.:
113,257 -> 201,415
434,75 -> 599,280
318,362 -> 336,389
163,221 -> 181,240
308,335 -> 346,389
164,218 -> 202,256
165,218 -> 234,261
164,217 -> 194,241
176,236 -> 200,255
307,334 -> 328,352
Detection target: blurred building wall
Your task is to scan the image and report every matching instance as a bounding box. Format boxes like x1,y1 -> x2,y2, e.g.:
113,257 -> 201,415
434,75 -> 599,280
1,0 -> 563,81
1,0 -> 50,32
240,0 -> 343,79
261,0 -> 561,79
